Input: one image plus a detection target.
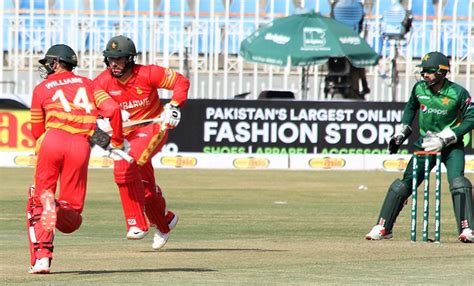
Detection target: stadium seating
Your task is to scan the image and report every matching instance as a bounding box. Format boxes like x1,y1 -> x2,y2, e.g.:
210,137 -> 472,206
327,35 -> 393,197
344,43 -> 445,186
91,0 -> 120,11
52,0 -> 85,10
371,0 -> 393,16
19,0 -> 45,9
411,0 -> 435,17
227,0 -> 261,54
124,0 -> 153,13
196,1 -> 226,54
1,0 -> 471,60
158,0 -> 190,14
442,1 -> 471,57
264,0 -> 296,16
305,1 -> 332,15
2,1 -> 14,50
229,0 -> 260,16
155,0 -> 192,54
120,0 -> 193,55
18,0 -> 49,52
122,0 -> 154,54
443,0 -> 471,18
198,0 -> 225,15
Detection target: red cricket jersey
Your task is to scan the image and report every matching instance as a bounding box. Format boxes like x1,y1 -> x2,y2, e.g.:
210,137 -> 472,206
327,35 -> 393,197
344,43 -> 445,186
31,71 -> 124,146
93,64 -> 190,133
30,71 -> 98,139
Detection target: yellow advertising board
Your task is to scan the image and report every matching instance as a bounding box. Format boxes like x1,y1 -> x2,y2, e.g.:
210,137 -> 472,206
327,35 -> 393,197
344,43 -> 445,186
0,110 -> 35,151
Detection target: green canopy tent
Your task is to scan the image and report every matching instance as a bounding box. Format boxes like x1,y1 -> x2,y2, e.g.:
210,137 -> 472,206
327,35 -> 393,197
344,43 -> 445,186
240,12 -> 380,99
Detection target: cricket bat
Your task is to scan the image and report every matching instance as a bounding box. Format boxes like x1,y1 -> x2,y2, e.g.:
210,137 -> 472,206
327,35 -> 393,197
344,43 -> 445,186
101,117 -> 164,135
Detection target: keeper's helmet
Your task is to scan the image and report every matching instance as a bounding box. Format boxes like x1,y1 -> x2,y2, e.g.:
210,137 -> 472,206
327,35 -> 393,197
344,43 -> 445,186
416,52 -> 449,86
38,44 -> 78,78
103,35 -> 138,58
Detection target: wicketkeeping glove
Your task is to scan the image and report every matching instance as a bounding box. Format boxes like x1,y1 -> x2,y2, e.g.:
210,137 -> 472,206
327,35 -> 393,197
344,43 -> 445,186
421,128 -> 457,152
387,124 -> 412,154
163,103 -> 181,129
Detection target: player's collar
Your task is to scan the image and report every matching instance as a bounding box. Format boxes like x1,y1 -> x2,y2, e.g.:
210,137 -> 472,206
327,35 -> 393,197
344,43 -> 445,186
117,69 -> 134,84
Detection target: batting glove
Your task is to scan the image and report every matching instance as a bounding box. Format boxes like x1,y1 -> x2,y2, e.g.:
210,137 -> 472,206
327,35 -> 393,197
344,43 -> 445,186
108,139 -> 131,161
96,118 -> 111,132
163,103 -> 181,129
387,124 -> 412,154
421,129 -> 457,152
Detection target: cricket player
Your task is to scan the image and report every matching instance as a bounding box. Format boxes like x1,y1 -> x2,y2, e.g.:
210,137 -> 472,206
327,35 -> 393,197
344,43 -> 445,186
93,35 -> 189,249
366,51 -> 474,243
27,44 -> 123,274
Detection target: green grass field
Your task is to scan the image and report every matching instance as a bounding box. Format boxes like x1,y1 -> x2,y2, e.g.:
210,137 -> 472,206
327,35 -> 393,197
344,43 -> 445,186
1,167 -> 473,285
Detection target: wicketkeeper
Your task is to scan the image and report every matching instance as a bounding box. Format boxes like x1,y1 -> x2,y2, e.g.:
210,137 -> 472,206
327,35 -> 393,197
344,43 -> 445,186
93,35 -> 189,249
27,44 -> 123,274
366,51 -> 474,243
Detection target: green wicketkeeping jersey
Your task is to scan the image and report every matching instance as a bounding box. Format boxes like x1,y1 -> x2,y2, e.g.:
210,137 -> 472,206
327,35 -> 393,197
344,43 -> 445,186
401,79 -> 474,141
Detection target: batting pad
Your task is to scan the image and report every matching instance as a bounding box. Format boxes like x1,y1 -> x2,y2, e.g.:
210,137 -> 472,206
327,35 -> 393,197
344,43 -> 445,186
26,195 -> 54,265
114,160 -> 148,231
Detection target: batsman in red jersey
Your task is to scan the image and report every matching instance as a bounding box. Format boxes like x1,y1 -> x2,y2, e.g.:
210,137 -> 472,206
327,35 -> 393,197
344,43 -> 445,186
27,44 -> 123,274
93,35 -> 189,250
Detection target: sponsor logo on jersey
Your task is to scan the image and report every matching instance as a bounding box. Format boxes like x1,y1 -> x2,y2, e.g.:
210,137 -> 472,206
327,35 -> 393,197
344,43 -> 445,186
120,98 -> 150,109
308,157 -> 346,169
109,90 -> 122,96
418,95 -> 430,100
136,87 -> 143,95
420,104 -> 448,115
233,157 -> 270,169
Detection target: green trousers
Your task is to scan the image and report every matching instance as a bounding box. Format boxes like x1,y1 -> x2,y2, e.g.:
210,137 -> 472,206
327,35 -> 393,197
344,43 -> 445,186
401,145 -> 465,188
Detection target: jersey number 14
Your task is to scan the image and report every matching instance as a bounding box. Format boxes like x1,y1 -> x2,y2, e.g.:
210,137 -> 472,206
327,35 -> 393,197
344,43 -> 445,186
52,87 -> 93,113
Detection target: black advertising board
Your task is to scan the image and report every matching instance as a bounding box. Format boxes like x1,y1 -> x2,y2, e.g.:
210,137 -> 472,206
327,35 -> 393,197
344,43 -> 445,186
166,99 -> 474,155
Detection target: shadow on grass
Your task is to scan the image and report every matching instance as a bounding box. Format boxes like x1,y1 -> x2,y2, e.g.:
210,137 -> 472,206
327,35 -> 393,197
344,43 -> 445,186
140,248 -> 287,253
55,268 -> 216,275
